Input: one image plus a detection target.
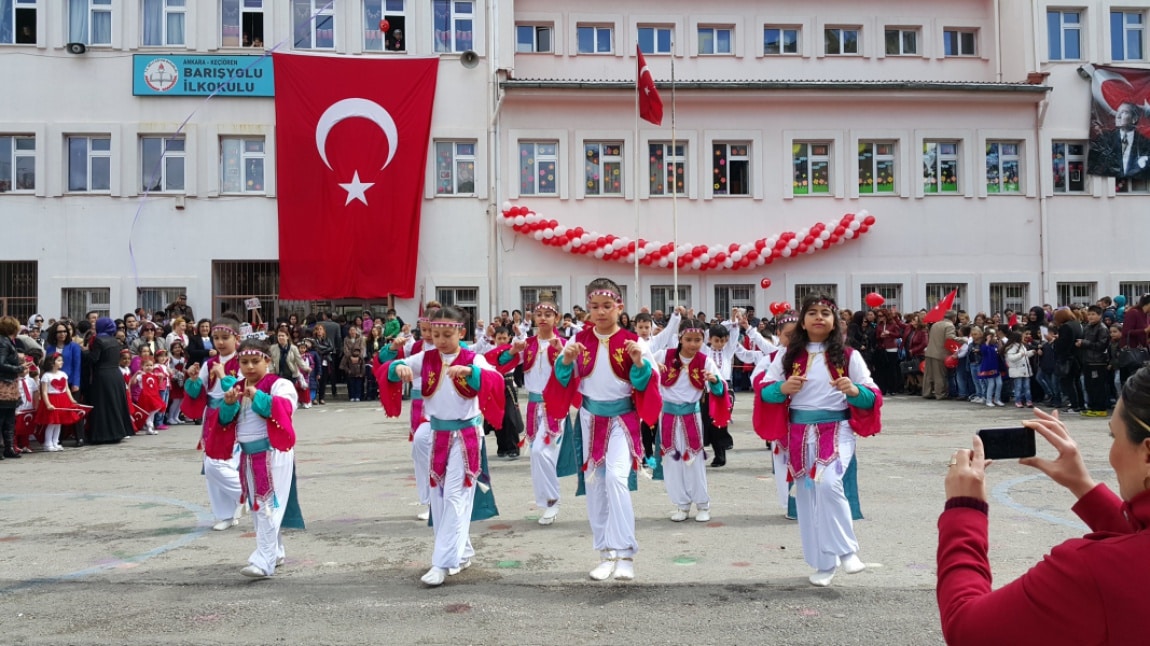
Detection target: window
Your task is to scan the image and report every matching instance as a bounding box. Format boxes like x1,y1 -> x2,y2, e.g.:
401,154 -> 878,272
698,26 -> 732,55
764,26 -> 798,55
793,142 -> 830,195
68,0 -> 113,45
649,142 -> 686,196
1052,141 -> 1087,193
0,135 -> 35,193
62,287 -> 110,320
142,0 -> 186,47
714,284 -> 753,316
1119,281 -> 1150,305
365,0 -> 406,52
0,0 -> 36,44
712,143 -> 749,195
1047,10 -> 1081,60
220,137 -> 265,194
584,142 -> 622,196
519,141 -> 557,195
521,286 -> 562,315
1112,11 -> 1144,61
986,141 -> 1021,194
138,287 -> 186,315
858,141 -> 895,195
577,25 -> 612,54
433,0 -> 473,53
213,261 -> 280,322
0,261 -> 37,321
825,27 -> 859,55
989,283 -> 1028,314
436,286 -> 478,341
1057,282 -> 1097,307
434,141 -> 476,195
67,136 -> 111,193
1116,174 -> 1150,193
516,24 -> 551,53
926,283 -> 966,312
221,0 -> 264,48
795,284 -> 838,305
651,285 -> 690,313
638,26 -> 672,54
860,284 -> 902,312
293,0 -> 334,49
884,28 -> 918,55
943,29 -> 977,56
923,140 -> 959,194
140,136 -> 185,193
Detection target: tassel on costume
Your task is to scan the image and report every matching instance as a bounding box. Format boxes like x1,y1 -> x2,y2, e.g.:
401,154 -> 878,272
786,471 -> 794,484
464,475 -> 472,488
196,438 -> 203,451
544,434 -> 551,445
672,450 -> 681,462
518,437 -> 526,448
252,499 -> 261,511
809,464 -> 817,480
773,443 -> 780,455
272,493 -> 280,509
477,481 -> 490,493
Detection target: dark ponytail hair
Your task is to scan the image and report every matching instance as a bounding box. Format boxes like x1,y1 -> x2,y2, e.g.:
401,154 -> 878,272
782,294 -> 846,376
1119,367 -> 1150,445
430,305 -> 468,327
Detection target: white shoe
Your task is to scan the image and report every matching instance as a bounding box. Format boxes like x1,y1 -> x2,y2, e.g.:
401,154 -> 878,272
670,509 -> 689,522
302,403 -> 311,409
421,566 -> 447,586
695,509 -> 711,523
985,401 -> 995,408
613,558 -> 634,581
589,552 -> 617,581
417,507 -> 430,521
447,560 -> 471,576
842,552 -> 866,574
994,401 -> 1005,407
146,428 -> 158,435
971,397 -> 984,403
276,557 -> 285,567
212,517 -> 239,531
538,505 -> 560,525
240,565 -> 270,579
809,569 -> 836,587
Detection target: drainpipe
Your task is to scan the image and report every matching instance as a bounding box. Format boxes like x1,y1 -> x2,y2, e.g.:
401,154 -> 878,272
993,0 -> 1002,82
487,0 -> 501,319
1036,97 -> 1050,305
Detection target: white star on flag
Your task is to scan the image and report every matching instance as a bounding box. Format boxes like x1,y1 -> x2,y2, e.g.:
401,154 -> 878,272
339,170 -> 374,206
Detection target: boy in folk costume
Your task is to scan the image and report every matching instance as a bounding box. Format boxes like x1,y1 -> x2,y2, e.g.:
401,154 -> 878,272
700,323 -> 759,467
754,295 -> 882,587
380,307 -> 505,587
635,308 -> 683,467
656,319 -> 728,522
214,338 -> 302,578
546,278 -> 661,581
183,320 -> 245,532
479,326 -> 526,459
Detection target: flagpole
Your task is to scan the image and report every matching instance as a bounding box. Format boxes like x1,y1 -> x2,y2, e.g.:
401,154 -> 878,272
670,40 -> 678,303
634,44 -> 641,316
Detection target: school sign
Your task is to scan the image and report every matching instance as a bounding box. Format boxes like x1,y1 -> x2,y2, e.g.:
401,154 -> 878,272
132,54 -> 274,97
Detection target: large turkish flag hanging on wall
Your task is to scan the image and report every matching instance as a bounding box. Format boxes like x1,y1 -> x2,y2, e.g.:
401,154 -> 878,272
273,53 -> 438,299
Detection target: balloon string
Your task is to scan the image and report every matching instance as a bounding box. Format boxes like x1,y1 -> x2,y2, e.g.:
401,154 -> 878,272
129,0 -> 335,293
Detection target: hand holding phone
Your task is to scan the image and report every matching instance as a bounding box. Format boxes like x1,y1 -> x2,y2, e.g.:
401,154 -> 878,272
977,427 -> 1036,460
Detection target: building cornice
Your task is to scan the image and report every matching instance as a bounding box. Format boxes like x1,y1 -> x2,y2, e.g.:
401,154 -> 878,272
500,78 -> 1051,95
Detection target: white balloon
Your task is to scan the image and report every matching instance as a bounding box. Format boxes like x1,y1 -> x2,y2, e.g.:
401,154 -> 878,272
805,245 -> 816,254
767,236 -> 778,247
844,229 -> 855,239
813,238 -> 824,249
533,231 -> 544,240
788,239 -> 799,250
731,251 -> 743,261
637,248 -> 648,259
819,230 -> 831,240
781,247 -> 792,257
849,220 -> 861,231
723,258 -> 734,268
543,229 -> 554,239
513,215 -> 526,226
691,259 -> 702,270
797,228 -> 809,239
502,201 -> 512,212
582,234 -> 593,245
755,256 -> 766,266
555,225 -> 568,236
562,243 -> 573,252
700,253 -> 711,263
594,248 -> 605,258
624,253 -> 635,263
659,258 -> 669,268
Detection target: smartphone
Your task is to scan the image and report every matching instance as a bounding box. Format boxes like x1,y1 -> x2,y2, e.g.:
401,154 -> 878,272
977,427 -> 1036,460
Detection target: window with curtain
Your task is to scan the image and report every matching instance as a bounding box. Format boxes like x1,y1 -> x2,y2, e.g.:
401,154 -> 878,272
69,0 -> 113,45
142,0 -> 186,47
0,0 -> 37,45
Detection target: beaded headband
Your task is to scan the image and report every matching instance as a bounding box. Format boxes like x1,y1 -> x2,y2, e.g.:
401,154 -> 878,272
587,289 -> 622,304
237,349 -> 270,360
534,302 -> 559,314
429,320 -> 464,328
777,315 -> 799,327
212,325 -> 238,335
806,299 -> 838,313
679,326 -> 705,336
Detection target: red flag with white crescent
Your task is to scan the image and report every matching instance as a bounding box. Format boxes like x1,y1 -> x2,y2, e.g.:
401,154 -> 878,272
924,289 -> 957,324
636,45 -> 663,126
273,54 -> 438,299
1087,65 -> 1150,179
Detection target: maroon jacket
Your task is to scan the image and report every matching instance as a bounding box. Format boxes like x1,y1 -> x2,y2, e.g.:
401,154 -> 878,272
906,327 -> 928,356
875,320 -> 906,351
937,484 -> 1150,645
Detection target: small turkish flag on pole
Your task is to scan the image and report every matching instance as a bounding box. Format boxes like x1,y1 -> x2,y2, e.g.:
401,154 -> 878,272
637,45 -> 663,126
924,289 -> 958,324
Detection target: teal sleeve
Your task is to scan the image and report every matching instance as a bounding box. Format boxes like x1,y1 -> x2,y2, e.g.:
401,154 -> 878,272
221,375 -> 240,392
707,377 -> 725,396
498,350 -> 516,366
554,357 -> 573,386
378,345 -> 398,363
846,383 -> 877,409
466,365 -> 481,391
217,399 -> 241,425
184,378 -> 203,399
761,382 -> 787,403
387,360 -> 408,383
251,390 -> 273,418
629,358 -> 653,391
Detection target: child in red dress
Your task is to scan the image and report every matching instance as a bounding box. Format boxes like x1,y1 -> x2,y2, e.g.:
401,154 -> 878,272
35,353 -> 91,451
132,357 -> 166,435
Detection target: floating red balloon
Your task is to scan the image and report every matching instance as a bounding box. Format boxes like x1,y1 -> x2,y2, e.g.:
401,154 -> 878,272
865,292 -> 885,308
379,19 -> 390,32
760,277 -> 772,289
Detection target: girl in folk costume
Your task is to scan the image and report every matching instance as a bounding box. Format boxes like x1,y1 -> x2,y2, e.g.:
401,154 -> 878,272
546,278 -> 662,582
214,338 -> 303,578
753,295 -> 882,587
183,319 -> 245,532
656,319 -> 727,522
167,340 -> 187,425
374,305 -> 439,521
131,357 -> 166,435
480,326 -> 526,459
119,349 -> 150,433
380,306 -> 506,587
35,353 -> 92,452
153,348 -> 172,429
14,355 -> 39,453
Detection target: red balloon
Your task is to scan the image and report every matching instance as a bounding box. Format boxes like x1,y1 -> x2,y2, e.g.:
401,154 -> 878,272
797,243 -> 808,253
379,19 -> 390,32
834,226 -> 846,236
760,277 -> 772,289
859,224 -> 870,234
863,214 -> 876,226
865,292 -> 885,308
755,239 -> 767,250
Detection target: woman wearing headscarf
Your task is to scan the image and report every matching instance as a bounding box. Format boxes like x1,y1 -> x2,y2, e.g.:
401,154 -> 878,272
86,317 -> 134,444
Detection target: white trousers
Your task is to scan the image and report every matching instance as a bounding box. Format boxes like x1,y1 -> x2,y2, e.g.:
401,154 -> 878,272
244,448 -> 293,576
579,409 -> 637,557
772,448 -> 790,509
204,447 -> 242,522
661,415 -> 710,510
428,436 -> 476,570
793,422 -> 859,571
44,423 -> 61,448
167,397 -> 183,423
529,406 -> 561,509
412,422 -> 432,506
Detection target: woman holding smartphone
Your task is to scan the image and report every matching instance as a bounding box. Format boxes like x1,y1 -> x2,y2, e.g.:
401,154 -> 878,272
937,366 -> 1150,644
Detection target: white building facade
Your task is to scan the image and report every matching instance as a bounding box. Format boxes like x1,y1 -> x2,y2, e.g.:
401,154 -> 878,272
0,0 -> 1146,325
